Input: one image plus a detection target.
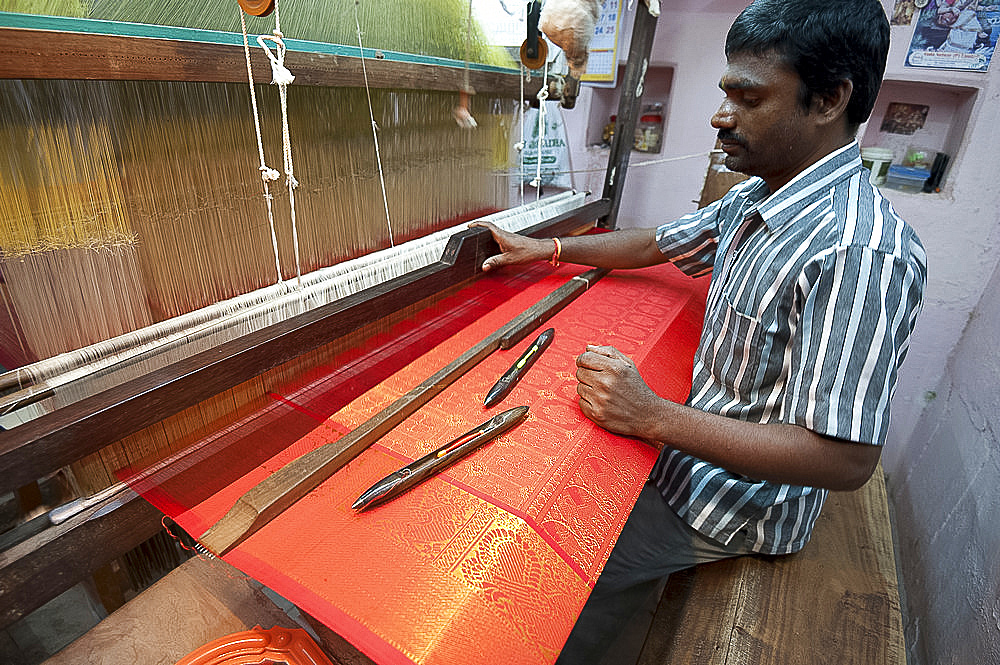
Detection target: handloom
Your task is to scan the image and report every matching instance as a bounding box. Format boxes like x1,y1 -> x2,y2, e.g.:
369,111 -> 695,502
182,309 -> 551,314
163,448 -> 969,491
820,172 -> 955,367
0,2 -> 669,661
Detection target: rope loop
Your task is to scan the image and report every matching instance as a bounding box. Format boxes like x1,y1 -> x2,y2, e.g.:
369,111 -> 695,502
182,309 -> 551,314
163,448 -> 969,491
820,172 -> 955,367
530,61 -> 549,191
240,0 -> 301,285
256,33 -> 295,86
241,9 -> 284,284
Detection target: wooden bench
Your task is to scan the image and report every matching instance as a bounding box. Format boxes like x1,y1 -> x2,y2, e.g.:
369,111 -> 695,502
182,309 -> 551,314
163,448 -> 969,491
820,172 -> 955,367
45,469 -> 903,665
638,466 -> 905,664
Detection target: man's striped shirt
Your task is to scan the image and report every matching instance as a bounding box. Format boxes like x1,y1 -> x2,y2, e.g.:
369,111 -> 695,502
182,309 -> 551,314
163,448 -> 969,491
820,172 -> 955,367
651,142 -> 926,554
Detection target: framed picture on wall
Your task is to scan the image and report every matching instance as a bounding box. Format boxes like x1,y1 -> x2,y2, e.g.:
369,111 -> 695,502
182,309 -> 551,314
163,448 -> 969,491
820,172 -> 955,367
905,0 -> 998,72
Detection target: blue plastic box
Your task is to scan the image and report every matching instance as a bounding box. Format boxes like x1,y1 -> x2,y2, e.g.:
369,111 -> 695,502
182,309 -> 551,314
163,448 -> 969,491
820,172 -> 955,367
884,165 -> 930,193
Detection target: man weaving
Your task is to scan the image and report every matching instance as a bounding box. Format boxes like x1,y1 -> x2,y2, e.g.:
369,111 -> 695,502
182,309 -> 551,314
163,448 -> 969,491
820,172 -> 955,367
472,0 -> 927,662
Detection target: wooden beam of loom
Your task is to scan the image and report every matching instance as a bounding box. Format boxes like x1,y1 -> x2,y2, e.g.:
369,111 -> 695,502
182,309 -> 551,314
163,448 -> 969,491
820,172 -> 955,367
0,16 -> 539,97
599,5 -> 659,229
0,483 -> 160,630
200,266 -> 609,555
0,200 -> 609,495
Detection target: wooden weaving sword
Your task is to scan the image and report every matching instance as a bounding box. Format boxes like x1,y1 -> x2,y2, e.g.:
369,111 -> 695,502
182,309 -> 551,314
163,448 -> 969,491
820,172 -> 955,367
198,267 -> 608,555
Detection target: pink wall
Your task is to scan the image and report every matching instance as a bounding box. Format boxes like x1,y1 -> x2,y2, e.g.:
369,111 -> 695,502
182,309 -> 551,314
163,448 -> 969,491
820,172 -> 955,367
877,16 -> 1000,665
563,8 -> 739,227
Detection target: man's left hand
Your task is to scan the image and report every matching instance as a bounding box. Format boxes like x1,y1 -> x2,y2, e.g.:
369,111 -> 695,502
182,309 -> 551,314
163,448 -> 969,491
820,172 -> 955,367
575,344 -> 660,438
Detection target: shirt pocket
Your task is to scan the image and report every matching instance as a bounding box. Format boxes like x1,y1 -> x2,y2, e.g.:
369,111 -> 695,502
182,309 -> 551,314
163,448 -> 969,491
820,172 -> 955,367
701,292 -> 772,394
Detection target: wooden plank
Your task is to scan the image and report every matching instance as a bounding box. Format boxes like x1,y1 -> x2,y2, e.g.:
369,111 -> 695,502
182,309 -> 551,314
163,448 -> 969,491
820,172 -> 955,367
637,468 -> 905,664
0,26 -> 538,97
699,143 -> 750,208
39,553 -> 375,665
42,556 -> 302,665
0,487 -> 161,631
200,266 -> 609,555
599,7 -> 659,229
0,199 -> 608,494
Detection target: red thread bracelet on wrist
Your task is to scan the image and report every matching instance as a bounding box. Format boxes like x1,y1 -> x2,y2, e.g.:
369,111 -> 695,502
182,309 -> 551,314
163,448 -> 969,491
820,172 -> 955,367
550,237 -> 562,267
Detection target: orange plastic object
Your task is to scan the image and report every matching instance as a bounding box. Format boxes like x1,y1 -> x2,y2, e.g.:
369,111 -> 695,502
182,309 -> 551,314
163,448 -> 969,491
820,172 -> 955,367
176,625 -> 333,665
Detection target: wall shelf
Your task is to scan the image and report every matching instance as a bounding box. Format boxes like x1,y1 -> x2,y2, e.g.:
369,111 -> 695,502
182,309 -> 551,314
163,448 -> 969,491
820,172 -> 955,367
862,78 -> 979,191
585,63 -> 675,149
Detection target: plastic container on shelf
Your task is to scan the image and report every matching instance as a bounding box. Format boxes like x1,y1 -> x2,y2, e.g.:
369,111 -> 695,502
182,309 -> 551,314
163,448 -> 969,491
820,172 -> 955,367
633,103 -> 664,153
884,165 -> 931,193
902,145 -> 937,170
860,146 -> 894,185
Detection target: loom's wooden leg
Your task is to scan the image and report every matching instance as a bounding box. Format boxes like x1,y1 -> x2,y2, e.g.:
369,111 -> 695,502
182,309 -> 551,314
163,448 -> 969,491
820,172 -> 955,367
16,481 -> 42,518
91,560 -> 129,615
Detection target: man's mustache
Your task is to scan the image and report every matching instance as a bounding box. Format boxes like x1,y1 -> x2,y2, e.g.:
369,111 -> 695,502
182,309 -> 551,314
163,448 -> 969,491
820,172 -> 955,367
717,130 -> 746,146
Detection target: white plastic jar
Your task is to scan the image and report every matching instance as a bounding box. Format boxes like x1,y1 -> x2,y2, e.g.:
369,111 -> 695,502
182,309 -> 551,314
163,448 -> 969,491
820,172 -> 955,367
861,146 -> 894,186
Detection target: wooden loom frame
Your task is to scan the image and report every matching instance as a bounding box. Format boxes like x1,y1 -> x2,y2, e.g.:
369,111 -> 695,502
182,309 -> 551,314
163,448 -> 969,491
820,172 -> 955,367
0,6 -> 661,633
0,12 -> 533,93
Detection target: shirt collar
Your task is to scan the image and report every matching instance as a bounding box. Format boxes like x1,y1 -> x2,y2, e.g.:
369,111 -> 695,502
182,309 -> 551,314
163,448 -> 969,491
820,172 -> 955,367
748,142 -> 863,233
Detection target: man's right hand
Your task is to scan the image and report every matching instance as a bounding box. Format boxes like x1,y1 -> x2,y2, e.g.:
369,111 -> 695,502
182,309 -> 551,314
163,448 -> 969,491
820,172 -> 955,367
469,221 -> 551,272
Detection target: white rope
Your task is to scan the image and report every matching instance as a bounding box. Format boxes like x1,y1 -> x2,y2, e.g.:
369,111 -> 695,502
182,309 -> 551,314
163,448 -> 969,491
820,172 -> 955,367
531,60 -> 550,199
518,65 -> 526,206
354,0 -> 395,247
256,0 -> 302,286
240,10 -> 283,285
623,151 -> 713,168
500,150 -> 713,179
513,1 -> 529,205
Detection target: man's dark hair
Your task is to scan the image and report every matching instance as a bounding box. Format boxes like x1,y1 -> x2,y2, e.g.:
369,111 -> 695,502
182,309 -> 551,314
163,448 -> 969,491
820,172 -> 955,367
725,0 -> 890,129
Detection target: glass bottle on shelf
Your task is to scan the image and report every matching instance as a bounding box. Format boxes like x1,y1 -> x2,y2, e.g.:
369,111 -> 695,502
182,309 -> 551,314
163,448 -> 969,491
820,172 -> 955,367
634,103 -> 664,153
602,115 -> 616,147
